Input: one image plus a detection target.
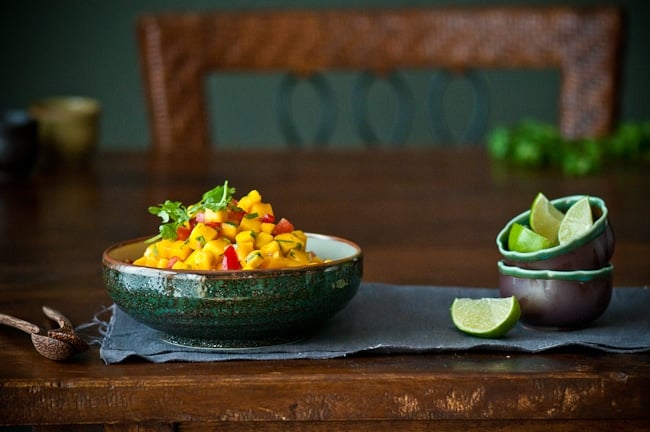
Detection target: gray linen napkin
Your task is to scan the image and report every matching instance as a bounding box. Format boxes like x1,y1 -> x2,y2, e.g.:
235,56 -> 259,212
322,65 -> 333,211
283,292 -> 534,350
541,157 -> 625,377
98,284 -> 650,364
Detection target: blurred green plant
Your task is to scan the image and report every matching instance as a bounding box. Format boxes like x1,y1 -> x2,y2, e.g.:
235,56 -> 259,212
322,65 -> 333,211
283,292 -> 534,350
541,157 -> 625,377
487,119 -> 650,176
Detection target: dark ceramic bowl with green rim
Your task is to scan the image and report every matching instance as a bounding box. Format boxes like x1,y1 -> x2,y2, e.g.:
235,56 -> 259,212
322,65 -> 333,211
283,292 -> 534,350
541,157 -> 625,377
496,195 -> 614,270
498,260 -> 613,329
102,233 -> 362,348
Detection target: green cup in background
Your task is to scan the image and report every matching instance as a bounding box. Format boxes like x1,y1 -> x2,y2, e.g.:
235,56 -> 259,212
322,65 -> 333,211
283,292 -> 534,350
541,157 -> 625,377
29,96 -> 100,166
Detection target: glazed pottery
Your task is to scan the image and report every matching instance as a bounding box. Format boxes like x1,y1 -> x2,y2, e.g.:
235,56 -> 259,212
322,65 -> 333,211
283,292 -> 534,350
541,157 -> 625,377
497,195 -> 614,270
498,261 -> 613,329
103,233 -> 362,348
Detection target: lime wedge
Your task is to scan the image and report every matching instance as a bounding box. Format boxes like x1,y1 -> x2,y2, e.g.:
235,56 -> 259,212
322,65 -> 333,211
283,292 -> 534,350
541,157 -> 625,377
450,296 -> 521,338
508,222 -> 552,253
558,196 -> 593,245
530,192 -> 564,245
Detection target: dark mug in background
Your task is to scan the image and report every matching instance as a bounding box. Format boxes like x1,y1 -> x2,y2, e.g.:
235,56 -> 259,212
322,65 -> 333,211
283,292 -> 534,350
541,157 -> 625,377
0,109 -> 40,177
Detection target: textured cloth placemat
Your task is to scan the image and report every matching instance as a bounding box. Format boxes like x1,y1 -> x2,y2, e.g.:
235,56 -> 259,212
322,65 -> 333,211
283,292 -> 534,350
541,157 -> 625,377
97,284 -> 650,364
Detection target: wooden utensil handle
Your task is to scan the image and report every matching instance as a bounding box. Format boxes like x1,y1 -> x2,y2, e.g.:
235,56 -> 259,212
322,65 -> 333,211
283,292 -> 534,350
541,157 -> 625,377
0,313 -> 41,334
42,305 -> 74,330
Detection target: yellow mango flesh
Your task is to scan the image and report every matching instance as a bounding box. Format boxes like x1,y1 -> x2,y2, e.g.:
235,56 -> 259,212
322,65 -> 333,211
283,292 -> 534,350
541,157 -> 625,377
135,189 -> 326,271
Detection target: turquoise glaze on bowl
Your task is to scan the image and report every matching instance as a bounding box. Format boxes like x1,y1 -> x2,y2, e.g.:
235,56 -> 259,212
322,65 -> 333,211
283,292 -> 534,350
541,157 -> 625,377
102,233 -> 362,348
498,261 -> 613,329
497,195 -> 614,270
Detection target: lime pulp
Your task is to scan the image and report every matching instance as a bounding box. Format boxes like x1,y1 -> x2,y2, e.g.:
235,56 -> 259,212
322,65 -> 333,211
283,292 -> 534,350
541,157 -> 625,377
450,296 -> 521,338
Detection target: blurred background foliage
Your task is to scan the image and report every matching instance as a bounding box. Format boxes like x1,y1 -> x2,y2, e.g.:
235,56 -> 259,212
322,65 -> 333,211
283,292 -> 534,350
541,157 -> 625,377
488,120 -> 650,176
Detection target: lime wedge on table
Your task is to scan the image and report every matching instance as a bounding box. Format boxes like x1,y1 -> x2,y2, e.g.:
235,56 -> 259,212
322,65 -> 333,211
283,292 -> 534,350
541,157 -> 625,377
450,296 -> 521,338
530,192 -> 564,245
558,196 -> 593,245
508,222 -> 552,253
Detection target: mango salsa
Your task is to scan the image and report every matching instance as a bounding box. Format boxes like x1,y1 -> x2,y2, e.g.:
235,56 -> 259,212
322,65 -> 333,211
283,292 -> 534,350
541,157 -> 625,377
133,183 -> 326,271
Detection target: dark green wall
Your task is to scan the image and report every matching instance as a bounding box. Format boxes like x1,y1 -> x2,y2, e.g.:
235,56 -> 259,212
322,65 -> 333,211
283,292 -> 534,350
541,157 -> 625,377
2,0 -> 648,149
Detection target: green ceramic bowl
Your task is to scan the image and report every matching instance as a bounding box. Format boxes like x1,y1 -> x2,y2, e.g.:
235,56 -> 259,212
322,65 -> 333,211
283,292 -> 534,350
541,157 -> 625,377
498,261 -> 613,329
497,195 -> 614,270
102,233 -> 362,348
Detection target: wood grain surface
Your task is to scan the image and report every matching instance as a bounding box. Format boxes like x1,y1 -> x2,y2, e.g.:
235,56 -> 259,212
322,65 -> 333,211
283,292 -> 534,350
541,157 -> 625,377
1,148 -> 649,430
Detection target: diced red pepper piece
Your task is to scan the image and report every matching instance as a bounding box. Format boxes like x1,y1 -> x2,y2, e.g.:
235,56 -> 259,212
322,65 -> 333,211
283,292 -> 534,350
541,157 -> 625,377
261,213 -> 275,223
273,217 -> 294,235
227,210 -> 245,224
221,245 -> 242,270
176,225 -> 191,241
166,256 -> 179,269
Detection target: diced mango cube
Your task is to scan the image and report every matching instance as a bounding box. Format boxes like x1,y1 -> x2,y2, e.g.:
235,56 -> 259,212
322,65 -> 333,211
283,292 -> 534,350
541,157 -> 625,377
274,232 -> 304,254
237,190 -> 262,213
287,249 -> 311,266
221,222 -> 238,242
143,243 -> 160,259
203,238 -> 231,257
204,208 -> 228,223
235,230 -> 257,245
186,250 -> 216,270
261,253 -> 288,269
251,202 -> 274,218
261,222 -> 275,235
171,260 -> 191,270
244,250 -> 264,269
133,256 -> 148,266
154,239 -> 174,259
188,223 -> 218,250
254,231 -> 274,249
156,258 -> 170,269
137,256 -> 158,268
235,241 -> 254,262
168,240 -> 193,261
292,230 -> 307,244
239,215 -> 262,233
259,240 -> 281,256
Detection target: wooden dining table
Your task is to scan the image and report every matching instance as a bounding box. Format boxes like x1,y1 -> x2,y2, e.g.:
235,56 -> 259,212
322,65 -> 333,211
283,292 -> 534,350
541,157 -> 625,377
1,147 -> 649,431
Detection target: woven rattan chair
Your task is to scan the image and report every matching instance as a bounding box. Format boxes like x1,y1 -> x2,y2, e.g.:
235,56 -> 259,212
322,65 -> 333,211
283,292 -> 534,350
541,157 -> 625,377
136,7 -> 622,152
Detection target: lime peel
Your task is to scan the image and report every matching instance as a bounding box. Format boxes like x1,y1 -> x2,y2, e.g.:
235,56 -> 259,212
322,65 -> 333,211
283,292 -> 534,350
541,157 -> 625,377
450,296 -> 521,338
508,222 -> 552,253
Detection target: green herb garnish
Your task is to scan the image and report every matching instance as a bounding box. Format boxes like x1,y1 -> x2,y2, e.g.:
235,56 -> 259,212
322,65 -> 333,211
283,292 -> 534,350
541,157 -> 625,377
147,200 -> 189,243
147,180 -> 236,242
191,181 -> 237,215
487,119 -> 650,176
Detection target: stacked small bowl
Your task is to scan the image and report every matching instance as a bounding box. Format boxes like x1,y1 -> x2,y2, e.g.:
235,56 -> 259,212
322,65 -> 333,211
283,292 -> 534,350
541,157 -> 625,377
496,195 -> 615,329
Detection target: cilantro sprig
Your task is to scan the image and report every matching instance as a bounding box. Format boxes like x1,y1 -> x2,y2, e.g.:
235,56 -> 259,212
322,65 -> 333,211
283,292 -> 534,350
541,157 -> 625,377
147,180 -> 236,242
191,181 -> 237,215
147,200 -> 190,242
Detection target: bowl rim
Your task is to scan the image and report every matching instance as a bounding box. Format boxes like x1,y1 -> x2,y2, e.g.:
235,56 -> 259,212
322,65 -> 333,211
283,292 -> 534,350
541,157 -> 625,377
103,232 -> 362,277
496,195 -> 609,261
498,260 -> 613,281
